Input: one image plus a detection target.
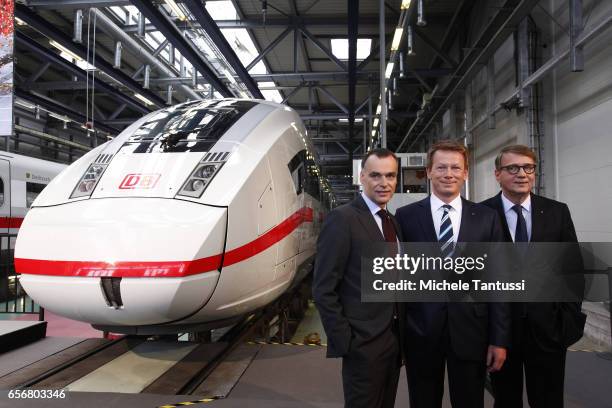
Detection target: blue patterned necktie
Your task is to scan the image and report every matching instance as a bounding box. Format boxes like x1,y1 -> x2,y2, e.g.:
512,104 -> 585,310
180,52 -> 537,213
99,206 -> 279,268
512,204 -> 528,242
439,204 -> 454,258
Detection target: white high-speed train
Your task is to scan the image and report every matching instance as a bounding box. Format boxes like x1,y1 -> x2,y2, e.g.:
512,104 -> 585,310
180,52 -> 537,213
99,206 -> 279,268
15,99 -> 327,334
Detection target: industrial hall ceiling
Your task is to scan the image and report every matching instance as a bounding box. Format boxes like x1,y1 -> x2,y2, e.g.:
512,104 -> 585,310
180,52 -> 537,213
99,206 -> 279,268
13,0 -> 540,203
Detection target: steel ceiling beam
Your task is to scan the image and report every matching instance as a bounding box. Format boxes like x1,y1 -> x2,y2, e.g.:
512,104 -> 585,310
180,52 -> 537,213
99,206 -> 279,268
399,0 -> 541,152
15,89 -> 120,134
347,0 -> 359,165
429,0 -> 473,70
413,27 -> 458,69
16,32 -> 151,114
246,27 -> 292,71
91,9 -> 200,101
316,86 -> 348,114
15,4 -> 165,108
299,26 -> 347,71
183,0 -> 263,99
27,0 -> 128,7
289,0 -> 319,108
281,83 -> 304,104
104,110 -> 351,128
129,0 -> 232,97
123,16 -> 412,31
145,69 -> 451,84
357,42 -> 379,71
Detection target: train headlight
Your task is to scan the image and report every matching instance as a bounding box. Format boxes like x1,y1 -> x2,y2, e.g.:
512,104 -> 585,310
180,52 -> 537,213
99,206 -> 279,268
177,162 -> 223,198
195,164 -> 217,179
188,179 -> 206,192
70,163 -> 108,198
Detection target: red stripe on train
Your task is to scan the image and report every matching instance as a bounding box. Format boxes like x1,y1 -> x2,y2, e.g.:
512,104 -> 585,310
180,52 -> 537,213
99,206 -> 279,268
14,207 -> 314,278
0,217 -> 24,228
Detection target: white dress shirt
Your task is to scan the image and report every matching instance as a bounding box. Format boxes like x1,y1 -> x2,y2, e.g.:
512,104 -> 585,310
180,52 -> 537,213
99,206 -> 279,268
361,192 -> 386,237
501,193 -> 532,242
430,193 -> 462,242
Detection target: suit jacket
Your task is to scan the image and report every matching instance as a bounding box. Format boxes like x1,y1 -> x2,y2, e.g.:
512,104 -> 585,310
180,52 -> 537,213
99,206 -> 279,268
313,195 -> 402,358
480,192 -> 586,351
395,196 -> 510,361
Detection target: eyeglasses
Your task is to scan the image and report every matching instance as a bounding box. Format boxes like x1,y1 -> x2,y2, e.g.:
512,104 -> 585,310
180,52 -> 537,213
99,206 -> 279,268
499,164 -> 537,175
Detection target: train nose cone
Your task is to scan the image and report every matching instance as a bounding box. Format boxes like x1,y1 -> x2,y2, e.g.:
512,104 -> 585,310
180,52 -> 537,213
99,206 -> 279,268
15,198 -> 226,326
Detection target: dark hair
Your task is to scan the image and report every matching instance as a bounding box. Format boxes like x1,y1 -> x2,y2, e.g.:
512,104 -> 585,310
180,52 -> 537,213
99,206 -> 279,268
427,140 -> 469,170
361,148 -> 398,168
495,144 -> 537,170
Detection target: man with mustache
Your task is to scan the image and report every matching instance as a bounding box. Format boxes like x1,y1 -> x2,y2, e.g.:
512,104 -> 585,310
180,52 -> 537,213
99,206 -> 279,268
313,148 -> 402,408
396,140 -> 510,408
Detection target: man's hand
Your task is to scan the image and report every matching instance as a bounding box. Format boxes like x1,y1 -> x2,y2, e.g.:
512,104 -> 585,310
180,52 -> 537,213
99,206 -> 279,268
486,345 -> 507,372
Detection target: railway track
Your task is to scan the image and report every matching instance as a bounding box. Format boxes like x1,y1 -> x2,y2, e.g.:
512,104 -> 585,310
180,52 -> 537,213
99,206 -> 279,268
0,279 -> 312,396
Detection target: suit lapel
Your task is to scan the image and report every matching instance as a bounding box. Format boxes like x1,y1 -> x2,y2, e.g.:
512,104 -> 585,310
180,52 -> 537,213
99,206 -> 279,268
457,197 -> 472,242
390,215 -> 403,241
418,197 -> 438,242
353,196 -> 385,242
494,192 -> 513,242
530,193 -> 545,242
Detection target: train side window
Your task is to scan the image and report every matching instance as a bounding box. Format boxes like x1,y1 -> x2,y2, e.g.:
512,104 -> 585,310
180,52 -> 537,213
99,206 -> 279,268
288,150 -> 306,195
0,178 -> 3,206
26,182 -> 46,208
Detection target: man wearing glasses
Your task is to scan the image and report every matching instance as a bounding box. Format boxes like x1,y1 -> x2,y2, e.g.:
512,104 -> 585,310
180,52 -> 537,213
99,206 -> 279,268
482,144 -> 586,408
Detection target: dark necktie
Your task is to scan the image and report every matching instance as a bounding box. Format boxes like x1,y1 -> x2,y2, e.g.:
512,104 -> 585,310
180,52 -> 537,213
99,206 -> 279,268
512,204 -> 528,242
439,204 -> 454,258
378,209 -> 400,322
377,209 -> 397,243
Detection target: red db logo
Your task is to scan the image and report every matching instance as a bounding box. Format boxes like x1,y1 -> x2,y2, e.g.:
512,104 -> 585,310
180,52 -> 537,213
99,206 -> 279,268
119,174 -> 161,189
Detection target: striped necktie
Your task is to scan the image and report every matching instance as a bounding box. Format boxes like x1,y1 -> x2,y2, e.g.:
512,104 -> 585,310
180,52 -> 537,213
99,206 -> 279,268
439,204 -> 454,258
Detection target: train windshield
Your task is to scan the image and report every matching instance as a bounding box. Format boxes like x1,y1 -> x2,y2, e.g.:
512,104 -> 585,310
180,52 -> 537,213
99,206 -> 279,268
122,100 -> 257,153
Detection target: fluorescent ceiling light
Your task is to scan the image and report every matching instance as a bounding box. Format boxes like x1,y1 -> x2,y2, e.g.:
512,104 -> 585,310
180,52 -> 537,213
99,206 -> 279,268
331,38 -> 372,60
338,118 -> 364,123
376,104 -> 382,114
371,130 -> 377,137
134,93 -> 155,106
223,68 -> 237,85
391,28 -> 403,51
401,0 -> 412,9
49,112 -> 70,122
373,118 -> 379,127
71,55 -> 96,71
50,40 -> 81,62
15,99 -> 35,110
385,62 -> 394,78
15,17 -> 27,26
165,0 -> 187,21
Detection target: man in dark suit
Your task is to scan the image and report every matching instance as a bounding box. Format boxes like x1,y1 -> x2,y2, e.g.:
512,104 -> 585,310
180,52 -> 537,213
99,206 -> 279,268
482,144 -> 585,408
395,140 -> 510,408
313,148 -> 402,408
